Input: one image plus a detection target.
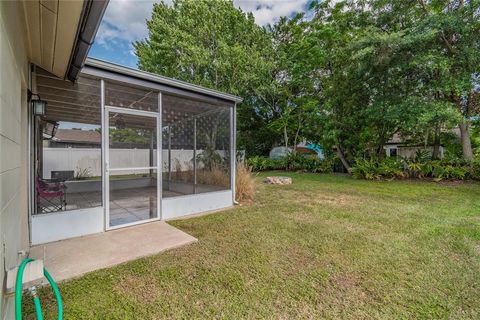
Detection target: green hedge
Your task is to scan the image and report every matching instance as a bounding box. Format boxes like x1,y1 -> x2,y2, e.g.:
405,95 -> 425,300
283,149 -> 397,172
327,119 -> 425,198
351,158 -> 480,181
247,153 -> 336,173
247,153 -> 480,181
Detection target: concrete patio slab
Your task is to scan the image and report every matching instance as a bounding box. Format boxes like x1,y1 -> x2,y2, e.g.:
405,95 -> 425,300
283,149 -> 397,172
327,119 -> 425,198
30,221 -> 197,282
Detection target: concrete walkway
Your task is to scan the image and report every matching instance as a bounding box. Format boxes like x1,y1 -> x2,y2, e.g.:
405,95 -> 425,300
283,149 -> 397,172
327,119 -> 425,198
30,221 -> 197,282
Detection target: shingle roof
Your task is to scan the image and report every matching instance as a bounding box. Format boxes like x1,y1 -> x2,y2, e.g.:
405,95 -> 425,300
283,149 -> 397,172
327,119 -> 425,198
54,129 -> 101,144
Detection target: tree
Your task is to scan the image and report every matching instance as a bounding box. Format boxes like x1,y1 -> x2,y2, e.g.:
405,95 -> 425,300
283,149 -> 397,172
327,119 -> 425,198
262,15 -> 319,151
411,0 -> 480,160
134,0 -> 274,156
134,0 -> 479,165
303,0 -> 479,169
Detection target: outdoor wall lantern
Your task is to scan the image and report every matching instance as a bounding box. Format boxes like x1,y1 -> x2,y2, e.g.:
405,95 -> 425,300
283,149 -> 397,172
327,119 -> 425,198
30,92 -> 47,116
42,120 -> 59,140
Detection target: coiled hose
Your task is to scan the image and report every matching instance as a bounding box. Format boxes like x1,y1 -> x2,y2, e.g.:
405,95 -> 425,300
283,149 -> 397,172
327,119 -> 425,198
15,258 -> 63,320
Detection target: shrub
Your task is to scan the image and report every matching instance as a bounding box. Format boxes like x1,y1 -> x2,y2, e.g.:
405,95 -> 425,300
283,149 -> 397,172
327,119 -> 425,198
351,157 -> 479,181
351,159 -> 381,180
248,153 -> 478,181
197,163 -> 230,187
247,156 -> 283,171
236,161 -> 254,203
467,160 -> 480,180
247,153 -> 335,173
378,158 -> 404,179
432,164 -> 468,181
312,157 -> 336,173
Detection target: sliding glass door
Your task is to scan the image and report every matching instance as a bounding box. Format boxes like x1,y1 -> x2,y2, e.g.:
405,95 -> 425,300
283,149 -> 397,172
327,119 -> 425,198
105,106 -> 160,229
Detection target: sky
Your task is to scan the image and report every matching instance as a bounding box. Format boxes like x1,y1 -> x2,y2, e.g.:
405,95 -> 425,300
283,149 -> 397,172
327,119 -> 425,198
88,0 -> 311,69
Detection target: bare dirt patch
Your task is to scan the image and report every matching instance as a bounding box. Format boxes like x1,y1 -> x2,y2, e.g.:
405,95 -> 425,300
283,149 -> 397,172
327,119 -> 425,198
115,274 -> 159,303
334,272 -> 362,290
473,244 -> 480,256
289,191 -> 364,209
291,211 -> 319,223
325,271 -> 368,304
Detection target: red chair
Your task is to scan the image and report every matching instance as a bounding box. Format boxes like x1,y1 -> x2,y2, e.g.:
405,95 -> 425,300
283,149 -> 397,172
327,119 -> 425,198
36,177 -> 66,213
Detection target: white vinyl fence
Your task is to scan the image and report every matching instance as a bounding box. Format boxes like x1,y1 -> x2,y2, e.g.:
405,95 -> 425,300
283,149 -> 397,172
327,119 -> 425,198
43,148 -> 225,179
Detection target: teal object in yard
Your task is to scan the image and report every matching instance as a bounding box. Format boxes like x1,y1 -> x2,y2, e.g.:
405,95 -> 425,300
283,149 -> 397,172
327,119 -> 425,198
296,142 -> 324,159
306,143 -> 324,159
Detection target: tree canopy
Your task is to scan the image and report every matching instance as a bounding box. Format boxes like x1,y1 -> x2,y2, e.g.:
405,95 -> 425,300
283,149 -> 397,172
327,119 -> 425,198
135,0 -> 480,167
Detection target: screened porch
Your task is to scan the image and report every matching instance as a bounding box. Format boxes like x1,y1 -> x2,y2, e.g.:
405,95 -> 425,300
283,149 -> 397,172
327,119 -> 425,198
30,59 -> 239,245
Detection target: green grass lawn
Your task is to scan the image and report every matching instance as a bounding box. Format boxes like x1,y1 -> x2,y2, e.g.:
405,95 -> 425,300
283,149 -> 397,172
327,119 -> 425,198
29,173 -> 480,319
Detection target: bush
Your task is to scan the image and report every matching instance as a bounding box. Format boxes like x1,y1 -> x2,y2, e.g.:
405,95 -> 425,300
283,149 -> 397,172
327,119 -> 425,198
197,163 -> 230,187
378,158 -> 404,179
236,161 -> 254,203
467,160 -> 480,180
351,157 -> 479,181
350,159 -> 381,180
248,153 -> 478,181
247,156 -> 282,171
350,158 -> 404,180
247,153 -> 335,173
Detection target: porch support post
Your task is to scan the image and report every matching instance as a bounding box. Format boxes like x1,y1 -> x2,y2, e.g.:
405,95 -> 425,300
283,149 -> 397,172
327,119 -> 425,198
231,104 -> 236,203
168,126 -> 172,190
158,92 -> 162,220
100,79 -> 107,230
149,131 -> 154,177
35,118 -> 43,214
193,117 -> 197,194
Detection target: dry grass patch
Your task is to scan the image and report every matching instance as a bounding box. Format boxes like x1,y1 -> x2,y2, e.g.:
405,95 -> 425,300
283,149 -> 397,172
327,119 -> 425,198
235,161 -> 254,203
115,274 -> 159,304
285,190 -> 364,209
197,164 -> 230,187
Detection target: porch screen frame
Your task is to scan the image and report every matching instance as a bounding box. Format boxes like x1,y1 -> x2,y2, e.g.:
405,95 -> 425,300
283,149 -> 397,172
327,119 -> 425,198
102,92 -> 163,231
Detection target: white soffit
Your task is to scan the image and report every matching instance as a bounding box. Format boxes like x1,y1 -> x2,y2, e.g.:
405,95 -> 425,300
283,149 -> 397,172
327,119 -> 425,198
22,0 -> 84,78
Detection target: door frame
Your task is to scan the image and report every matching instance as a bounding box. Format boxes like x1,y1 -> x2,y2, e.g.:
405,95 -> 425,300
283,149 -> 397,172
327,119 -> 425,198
104,105 -> 162,231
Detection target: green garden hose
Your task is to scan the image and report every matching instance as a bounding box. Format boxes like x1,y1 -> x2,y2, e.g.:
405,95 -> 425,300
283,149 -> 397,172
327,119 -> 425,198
15,258 -> 33,320
44,268 -> 63,319
32,296 -> 43,320
15,258 -> 63,320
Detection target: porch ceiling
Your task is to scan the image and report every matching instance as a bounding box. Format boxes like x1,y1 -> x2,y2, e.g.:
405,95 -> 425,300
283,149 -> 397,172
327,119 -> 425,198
36,68 -> 230,127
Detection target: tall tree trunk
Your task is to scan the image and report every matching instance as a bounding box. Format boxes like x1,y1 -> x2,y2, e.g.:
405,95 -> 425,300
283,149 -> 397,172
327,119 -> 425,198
336,145 -> 351,172
283,125 -> 288,149
432,125 -> 441,159
452,92 -> 474,160
293,116 -> 301,152
459,119 -> 473,160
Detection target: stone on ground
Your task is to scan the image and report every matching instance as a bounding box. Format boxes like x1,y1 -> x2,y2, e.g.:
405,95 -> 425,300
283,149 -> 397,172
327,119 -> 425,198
264,176 -> 292,185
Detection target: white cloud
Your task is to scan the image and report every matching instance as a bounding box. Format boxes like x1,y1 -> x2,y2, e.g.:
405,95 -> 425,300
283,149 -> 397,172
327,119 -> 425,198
95,0 -> 308,51
234,0 -> 309,26
95,0 -> 163,47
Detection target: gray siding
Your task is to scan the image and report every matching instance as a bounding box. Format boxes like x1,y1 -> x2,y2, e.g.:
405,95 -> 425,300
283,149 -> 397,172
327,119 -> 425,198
0,1 -> 30,318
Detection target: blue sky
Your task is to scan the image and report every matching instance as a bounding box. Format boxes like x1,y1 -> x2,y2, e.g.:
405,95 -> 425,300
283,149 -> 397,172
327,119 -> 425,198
88,0 -> 311,69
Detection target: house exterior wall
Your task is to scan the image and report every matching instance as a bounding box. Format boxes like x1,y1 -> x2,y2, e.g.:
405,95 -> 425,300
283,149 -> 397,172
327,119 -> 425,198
398,146 -> 444,159
385,145 -> 445,159
0,1 -> 30,318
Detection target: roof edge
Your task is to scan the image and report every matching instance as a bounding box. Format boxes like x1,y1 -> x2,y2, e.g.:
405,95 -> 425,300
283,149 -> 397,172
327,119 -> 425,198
84,57 -> 243,104
67,0 -> 109,81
